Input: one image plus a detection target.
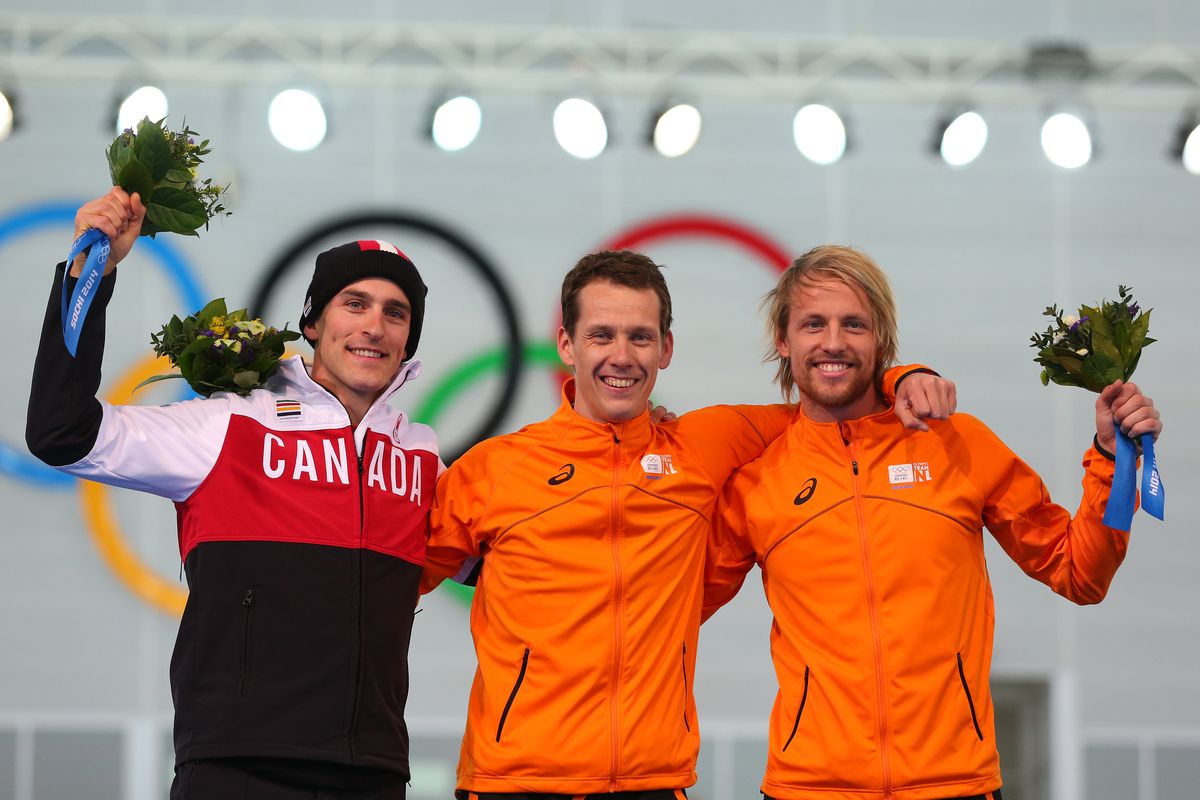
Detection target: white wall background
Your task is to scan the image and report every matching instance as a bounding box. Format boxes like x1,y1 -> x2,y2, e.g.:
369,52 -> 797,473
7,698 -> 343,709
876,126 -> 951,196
0,3 -> 1197,799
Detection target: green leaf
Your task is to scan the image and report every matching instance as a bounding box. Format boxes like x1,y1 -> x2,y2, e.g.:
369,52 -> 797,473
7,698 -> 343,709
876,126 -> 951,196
233,370 -> 260,389
145,188 -> 207,235
131,373 -> 186,394
163,167 -> 193,187
1130,310 -> 1151,349
1087,313 -> 1124,371
1081,353 -> 1121,392
107,139 -> 135,183
194,298 -> 228,320
116,159 -> 155,204
1112,315 -> 1132,355
133,117 -> 174,182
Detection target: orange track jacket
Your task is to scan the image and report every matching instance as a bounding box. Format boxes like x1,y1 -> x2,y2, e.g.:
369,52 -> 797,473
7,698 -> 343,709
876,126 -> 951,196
422,383 -> 791,794
705,408 -> 1128,800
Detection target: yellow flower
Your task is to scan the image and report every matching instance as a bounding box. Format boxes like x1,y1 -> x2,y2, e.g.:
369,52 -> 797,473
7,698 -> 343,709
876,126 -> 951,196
209,315 -> 227,336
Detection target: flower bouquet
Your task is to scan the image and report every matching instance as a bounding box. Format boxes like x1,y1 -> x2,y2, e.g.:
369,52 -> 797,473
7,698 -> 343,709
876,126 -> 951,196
1030,284 -> 1154,392
1029,285 -> 1163,529
64,117 -> 230,356
136,299 -> 301,397
106,117 -> 230,237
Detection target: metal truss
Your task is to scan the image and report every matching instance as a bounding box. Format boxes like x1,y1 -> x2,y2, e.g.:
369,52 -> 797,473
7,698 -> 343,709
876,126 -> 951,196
3,14 -> 1200,109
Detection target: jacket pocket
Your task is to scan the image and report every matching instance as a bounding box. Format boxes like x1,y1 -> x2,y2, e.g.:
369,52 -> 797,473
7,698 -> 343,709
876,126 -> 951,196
496,648 -> 530,742
956,652 -> 984,741
781,665 -> 810,752
681,643 -> 691,732
239,587 -> 256,695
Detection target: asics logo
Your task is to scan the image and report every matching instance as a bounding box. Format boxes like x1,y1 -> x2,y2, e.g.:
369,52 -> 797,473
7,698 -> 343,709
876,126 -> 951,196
794,478 -> 818,505
549,464 -> 575,485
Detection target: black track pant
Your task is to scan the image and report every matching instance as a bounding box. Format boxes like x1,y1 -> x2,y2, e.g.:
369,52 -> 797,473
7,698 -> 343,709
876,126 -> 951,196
171,759 -> 406,800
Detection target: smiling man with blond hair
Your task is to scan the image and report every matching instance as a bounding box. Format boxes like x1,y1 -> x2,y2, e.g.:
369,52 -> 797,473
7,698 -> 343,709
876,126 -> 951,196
704,244 -> 1162,800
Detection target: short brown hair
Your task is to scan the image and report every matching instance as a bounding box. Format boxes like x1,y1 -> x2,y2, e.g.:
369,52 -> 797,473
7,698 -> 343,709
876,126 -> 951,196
763,245 -> 899,401
561,250 -> 673,336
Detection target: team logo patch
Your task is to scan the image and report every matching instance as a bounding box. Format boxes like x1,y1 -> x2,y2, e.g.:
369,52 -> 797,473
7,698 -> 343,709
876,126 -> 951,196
275,399 -> 303,420
641,454 -> 678,480
888,461 -> 931,489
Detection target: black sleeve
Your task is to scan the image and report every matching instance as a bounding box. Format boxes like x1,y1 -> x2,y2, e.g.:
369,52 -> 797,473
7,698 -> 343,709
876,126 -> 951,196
25,262 -> 117,466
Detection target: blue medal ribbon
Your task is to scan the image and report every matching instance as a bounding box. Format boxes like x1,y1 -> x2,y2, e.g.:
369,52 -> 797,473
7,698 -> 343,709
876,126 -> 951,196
61,228 -> 110,357
1102,421 -> 1165,531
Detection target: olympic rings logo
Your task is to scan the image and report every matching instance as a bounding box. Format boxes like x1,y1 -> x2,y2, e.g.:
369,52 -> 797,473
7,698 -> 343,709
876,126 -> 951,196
2,203 -> 792,615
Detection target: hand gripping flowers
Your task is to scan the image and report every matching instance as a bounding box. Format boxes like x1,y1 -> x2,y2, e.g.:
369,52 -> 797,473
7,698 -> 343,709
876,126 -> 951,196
1030,285 -> 1164,529
62,117 -> 230,356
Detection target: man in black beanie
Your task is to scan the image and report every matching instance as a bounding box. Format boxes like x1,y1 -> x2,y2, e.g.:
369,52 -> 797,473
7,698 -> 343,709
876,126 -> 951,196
27,187 -> 439,799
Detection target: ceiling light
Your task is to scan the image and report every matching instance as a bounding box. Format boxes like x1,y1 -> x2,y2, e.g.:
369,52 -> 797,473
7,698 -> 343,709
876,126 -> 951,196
430,95 -> 482,152
0,89 -> 13,143
268,89 -> 327,152
1041,111 -> 1093,169
650,102 -> 702,157
936,109 -> 988,167
116,85 -> 168,134
553,98 -> 608,160
793,103 -> 846,165
1172,111 -> 1200,175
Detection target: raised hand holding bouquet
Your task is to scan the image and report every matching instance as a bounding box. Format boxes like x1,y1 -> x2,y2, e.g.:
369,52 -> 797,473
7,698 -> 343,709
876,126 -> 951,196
62,117 -> 230,356
1030,285 -> 1164,529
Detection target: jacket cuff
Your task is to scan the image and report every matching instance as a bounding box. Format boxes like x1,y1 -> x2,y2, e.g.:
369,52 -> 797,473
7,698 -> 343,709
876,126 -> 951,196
1093,434 -> 1116,462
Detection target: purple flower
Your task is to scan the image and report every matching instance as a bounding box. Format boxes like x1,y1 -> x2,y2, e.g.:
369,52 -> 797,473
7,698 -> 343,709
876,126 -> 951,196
188,137 -> 196,145
1129,303 -> 1140,316
1069,315 -> 1089,333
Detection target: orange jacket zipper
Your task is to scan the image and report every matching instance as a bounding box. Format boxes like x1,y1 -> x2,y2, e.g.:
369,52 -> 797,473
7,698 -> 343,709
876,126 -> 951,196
846,430 -> 893,798
609,431 -> 625,791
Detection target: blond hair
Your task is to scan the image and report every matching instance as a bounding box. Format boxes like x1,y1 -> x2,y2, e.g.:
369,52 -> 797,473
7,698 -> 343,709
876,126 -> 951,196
763,245 -> 899,401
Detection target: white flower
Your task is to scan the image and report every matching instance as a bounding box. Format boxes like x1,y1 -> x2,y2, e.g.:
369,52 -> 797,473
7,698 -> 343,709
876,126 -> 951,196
1064,314 -> 1079,326
1052,331 -> 1065,345
1075,347 -> 1088,356
241,320 -> 266,336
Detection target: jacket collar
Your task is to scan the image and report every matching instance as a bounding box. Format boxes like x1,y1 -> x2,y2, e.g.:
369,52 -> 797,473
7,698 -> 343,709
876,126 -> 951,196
277,354 -> 422,420
546,378 -> 655,455
789,403 -> 900,446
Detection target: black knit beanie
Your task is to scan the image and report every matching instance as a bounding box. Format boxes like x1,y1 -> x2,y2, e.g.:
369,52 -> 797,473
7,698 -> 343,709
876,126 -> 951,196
299,240 -> 428,360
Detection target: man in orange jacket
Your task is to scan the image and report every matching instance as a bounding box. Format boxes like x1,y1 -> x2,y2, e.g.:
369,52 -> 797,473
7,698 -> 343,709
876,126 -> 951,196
421,250 -> 956,800
704,245 -> 1162,800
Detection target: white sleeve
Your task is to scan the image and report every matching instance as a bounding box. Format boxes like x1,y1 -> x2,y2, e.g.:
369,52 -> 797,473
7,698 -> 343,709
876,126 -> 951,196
58,395 -> 234,502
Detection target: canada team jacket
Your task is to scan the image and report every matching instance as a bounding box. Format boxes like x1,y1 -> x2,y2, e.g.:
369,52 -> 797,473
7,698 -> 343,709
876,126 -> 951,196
420,370 -> 915,796
27,265 -> 439,777
704,407 -> 1127,800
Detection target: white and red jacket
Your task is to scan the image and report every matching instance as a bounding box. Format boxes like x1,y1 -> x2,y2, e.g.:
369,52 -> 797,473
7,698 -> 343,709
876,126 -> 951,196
27,264 -> 439,778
